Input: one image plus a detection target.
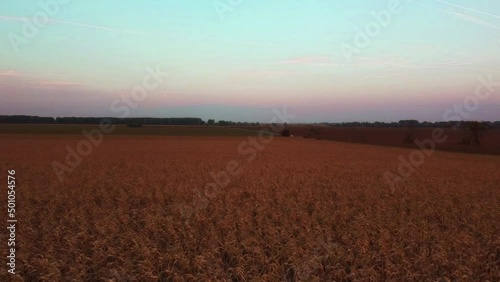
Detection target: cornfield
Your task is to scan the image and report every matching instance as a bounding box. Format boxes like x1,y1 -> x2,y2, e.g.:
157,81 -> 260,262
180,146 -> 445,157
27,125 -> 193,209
1,135 -> 499,281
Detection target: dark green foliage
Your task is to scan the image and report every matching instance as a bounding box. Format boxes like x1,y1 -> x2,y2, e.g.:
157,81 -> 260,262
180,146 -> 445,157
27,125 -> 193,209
0,115 -> 55,124
459,121 -> 488,146
281,128 -> 291,137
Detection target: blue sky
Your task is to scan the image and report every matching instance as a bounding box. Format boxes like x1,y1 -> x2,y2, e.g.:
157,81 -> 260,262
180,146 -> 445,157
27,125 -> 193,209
1,0 -> 499,122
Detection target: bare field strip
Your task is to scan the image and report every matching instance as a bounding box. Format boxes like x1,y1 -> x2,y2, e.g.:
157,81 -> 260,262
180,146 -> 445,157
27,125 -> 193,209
0,135 -> 499,280
0,124 -> 262,136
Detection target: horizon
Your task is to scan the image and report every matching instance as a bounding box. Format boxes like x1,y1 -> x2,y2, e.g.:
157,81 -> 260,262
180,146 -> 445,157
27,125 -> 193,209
2,114 -> 500,125
1,0 -> 500,122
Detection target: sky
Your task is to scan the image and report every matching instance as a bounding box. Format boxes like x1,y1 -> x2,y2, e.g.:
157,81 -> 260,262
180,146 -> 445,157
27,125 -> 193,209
0,0 -> 499,123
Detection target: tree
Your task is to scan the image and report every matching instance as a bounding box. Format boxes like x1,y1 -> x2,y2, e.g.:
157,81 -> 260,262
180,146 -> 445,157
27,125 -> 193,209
398,120 -> 419,127
460,121 -> 487,146
207,119 -> 215,126
281,128 -> 291,137
400,120 -> 417,145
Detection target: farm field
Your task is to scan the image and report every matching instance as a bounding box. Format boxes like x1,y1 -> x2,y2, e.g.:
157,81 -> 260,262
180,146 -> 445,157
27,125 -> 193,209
0,134 -> 499,281
0,124 -> 262,136
4,124 -> 500,155
235,125 -> 500,155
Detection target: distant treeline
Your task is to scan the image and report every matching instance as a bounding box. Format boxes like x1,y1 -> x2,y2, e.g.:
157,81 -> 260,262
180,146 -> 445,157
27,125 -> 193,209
207,119 -> 260,126
320,120 -> 500,129
0,115 -> 204,125
0,115 -> 55,124
1,116 -> 499,129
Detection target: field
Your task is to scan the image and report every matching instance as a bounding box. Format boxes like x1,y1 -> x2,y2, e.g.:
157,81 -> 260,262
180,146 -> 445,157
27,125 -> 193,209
1,133 -> 499,281
3,124 -> 500,155
0,124 -> 261,136
236,125 -> 500,155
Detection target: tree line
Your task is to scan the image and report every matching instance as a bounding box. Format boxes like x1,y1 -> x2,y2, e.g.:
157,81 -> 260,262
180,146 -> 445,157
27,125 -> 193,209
0,116 -> 263,127
320,120 -> 500,129
1,115 -> 499,129
0,115 -> 204,125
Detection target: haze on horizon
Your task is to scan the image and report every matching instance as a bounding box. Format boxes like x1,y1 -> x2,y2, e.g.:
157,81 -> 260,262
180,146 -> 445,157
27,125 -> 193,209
1,0 -> 499,123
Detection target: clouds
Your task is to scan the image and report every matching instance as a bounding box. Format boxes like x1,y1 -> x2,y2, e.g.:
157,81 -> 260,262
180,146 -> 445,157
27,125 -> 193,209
49,19 -> 123,32
36,81 -> 85,88
0,70 -> 23,77
433,0 -> 500,21
275,56 -> 339,66
0,13 -> 213,43
417,0 -> 500,30
0,14 -> 126,33
234,70 -> 303,79
0,15 -> 28,23
445,10 -> 500,30
0,70 -> 83,89
1,1 -> 500,122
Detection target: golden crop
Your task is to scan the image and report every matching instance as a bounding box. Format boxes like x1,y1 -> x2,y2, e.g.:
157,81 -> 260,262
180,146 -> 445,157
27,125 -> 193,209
0,135 -> 499,281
